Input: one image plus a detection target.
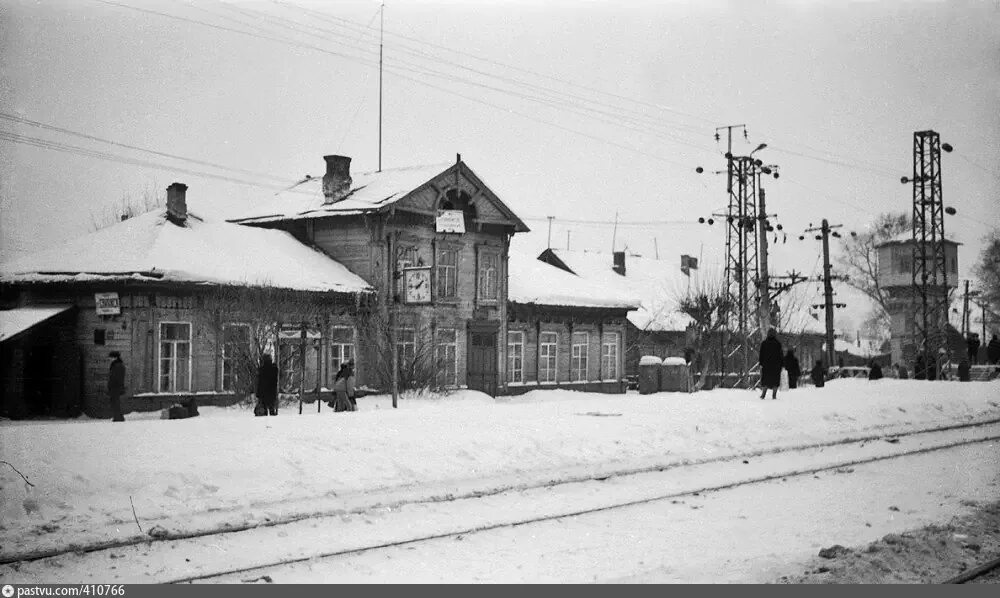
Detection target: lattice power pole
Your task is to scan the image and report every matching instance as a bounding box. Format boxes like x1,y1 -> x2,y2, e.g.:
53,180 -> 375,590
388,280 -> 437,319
723,155 -> 761,387
906,130 -> 952,378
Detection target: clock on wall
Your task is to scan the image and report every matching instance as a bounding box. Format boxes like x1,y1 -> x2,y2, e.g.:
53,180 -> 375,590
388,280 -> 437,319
403,267 -> 432,304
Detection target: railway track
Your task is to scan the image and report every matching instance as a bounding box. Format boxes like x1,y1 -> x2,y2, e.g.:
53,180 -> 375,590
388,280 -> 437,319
3,419 -> 998,583
169,427 -> 1000,584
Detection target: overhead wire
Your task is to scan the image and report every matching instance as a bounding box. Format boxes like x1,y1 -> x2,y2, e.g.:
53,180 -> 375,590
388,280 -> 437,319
0,130 -> 289,192
0,112 -> 290,184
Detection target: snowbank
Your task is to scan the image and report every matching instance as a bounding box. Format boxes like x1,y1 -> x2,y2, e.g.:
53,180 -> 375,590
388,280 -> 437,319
1,379 -> 997,556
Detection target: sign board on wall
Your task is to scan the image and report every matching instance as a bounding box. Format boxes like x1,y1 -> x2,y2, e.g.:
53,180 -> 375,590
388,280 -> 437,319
95,292 -> 121,315
435,209 -> 466,233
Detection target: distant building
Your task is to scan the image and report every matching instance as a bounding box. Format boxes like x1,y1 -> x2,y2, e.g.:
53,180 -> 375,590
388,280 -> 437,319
876,231 -> 960,366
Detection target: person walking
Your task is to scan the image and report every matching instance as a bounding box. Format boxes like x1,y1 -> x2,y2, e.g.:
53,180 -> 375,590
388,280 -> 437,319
256,353 -> 279,416
783,349 -> 801,390
867,360 -> 883,380
810,360 -> 826,388
108,351 -> 126,422
967,333 -> 981,365
332,362 -> 356,412
758,328 -> 783,400
988,334 -> 1000,365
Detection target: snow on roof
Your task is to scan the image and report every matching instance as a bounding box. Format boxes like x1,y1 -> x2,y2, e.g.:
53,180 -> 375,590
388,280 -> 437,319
507,252 -> 639,310
877,230 -> 960,247
0,210 -> 373,294
229,162 -> 454,224
822,338 -> 886,358
0,305 -> 73,343
544,249 -> 722,332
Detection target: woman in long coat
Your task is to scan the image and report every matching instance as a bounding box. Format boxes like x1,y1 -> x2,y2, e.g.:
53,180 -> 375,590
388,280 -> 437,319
256,354 -> 279,416
332,363 -> 356,412
783,349 -> 801,389
758,329 -> 783,400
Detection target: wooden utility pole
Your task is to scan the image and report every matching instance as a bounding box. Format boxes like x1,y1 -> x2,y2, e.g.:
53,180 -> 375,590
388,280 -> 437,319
806,219 -> 843,367
961,280 -> 970,336
757,187 -> 771,335
546,216 -> 554,249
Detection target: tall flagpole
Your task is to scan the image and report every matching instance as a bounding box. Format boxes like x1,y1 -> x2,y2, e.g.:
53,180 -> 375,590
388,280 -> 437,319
378,2 -> 384,173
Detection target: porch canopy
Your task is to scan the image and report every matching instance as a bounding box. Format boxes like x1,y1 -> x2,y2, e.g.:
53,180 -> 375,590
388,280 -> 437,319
0,305 -> 74,343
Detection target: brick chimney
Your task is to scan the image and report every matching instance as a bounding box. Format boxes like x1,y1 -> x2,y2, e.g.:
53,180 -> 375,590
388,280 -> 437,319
322,155 -> 352,204
166,182 -> 188,225
613,251 -> 626,276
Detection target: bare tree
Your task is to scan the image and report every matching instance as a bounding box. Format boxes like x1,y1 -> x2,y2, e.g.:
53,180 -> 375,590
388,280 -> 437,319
973,228 -> 1000,310
90,183 -> 165,231
205,285 -> 337,406
355,302 -> 454,394
837,211 -> 910,339
676,275 -> 731,390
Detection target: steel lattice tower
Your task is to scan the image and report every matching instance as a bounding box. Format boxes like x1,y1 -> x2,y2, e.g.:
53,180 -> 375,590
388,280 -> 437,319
723,156 -> 761,386
911,130 -> 949,377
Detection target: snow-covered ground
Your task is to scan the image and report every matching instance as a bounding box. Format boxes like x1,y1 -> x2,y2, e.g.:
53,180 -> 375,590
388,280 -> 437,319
1,379 -> 998,561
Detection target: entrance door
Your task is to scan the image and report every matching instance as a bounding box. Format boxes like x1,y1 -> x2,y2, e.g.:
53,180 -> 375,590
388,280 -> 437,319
467,329 -> 497,396
25,346 -> 54,416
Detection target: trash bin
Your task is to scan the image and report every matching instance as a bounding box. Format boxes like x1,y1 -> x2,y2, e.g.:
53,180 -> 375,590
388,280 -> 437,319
661,357 -> 690,392
638,356 -> 662,394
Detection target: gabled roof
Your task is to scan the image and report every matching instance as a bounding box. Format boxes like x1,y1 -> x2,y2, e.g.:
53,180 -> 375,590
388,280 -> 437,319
507,252 -> 639,310
540,249 -> 720,332
0,210 -> 373,294
228,160 -> 530,232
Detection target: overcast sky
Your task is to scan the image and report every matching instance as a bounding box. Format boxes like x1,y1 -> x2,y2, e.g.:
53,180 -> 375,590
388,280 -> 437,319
2,0 -> 998,335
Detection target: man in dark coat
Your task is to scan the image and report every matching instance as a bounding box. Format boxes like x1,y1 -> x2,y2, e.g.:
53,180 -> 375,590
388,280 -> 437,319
783,349 -> 801,389
108,351 -> 126,422
988,334 -> 1000,365
867,360 -> 883,380
810,360 -> 826,388
256,353 -> 279,416
967,333 -> 981,365
758,328 -> 783,400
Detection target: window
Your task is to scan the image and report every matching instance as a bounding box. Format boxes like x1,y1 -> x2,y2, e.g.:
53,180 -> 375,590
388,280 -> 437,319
397,328 -> 416,369
478,252 -> 498,302
397,246 -> 417,270
437,248 -> 458,299
436,328 -> 458,387
602,332 -> 619,380
507,331 -> 524,383
540,332 -> 558,383
159,322 -> 191,393
330,326 -> 355,376
571,332 -> 589,382
222,323 -> 250,392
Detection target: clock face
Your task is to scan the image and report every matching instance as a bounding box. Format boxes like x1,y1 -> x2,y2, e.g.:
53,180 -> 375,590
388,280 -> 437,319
404,268 -> 431,304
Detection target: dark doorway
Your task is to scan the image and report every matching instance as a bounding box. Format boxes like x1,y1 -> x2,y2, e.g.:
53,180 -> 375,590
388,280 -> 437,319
467,328 -> 497,397
24,345 -> 54,416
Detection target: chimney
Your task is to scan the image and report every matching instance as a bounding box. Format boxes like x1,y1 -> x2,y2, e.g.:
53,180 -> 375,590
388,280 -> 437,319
613,251 -> 626,276
166,182 -> 188,225
322,155 -> 352,204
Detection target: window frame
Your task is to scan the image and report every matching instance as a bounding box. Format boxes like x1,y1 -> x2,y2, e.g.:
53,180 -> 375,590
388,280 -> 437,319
397,327 -> 416,369
507,330 -> 524,384
601,332 -> 620,381
221,322 -> 250,392
329,325 -> 356,381
571,331 -> 589,382
477,250 -> 499,303
436,247 -> 459,300
158,321 -> 192,393
436,328 -> 458,388
539,331 -> 558,384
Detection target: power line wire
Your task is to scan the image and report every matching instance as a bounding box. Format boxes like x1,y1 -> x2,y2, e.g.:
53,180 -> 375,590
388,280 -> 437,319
0,112 -> 290,184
